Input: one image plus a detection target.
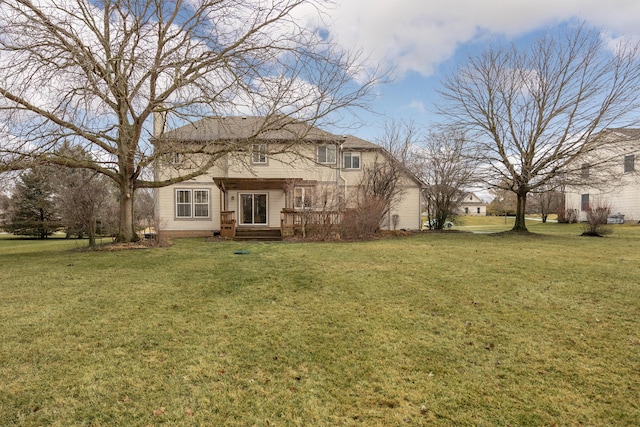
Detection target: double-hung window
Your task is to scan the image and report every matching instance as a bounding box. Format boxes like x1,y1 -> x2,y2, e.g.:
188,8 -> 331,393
176,189 -> 210,218
252,143 -> 267,164
343,152 -> 360,169
294,187 -> 312,209
317,145 -> 336,164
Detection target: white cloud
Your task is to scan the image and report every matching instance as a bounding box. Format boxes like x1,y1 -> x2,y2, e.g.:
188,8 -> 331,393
406,100 -> 426,115
325,0 -> 640,78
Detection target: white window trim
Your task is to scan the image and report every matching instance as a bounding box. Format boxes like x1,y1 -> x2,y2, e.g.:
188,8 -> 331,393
317,145 -> 336,164
238,193 -> 269,225
343,151 -> 361,169
175,188 -> 210,219
293,187 -> 313,209
252,143 -> 268,165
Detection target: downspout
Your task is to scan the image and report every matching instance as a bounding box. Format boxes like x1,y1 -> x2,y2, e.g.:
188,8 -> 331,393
338,138 -> 347,208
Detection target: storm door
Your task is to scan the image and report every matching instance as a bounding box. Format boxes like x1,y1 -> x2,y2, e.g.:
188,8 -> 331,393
239,193 -> 268,225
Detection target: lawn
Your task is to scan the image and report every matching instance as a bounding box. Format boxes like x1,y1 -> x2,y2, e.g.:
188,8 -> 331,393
1,223 -> 639,426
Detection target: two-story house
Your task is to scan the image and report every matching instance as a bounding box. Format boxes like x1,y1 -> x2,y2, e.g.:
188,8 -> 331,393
154,116 -> 424,238
564,128 -> 640,222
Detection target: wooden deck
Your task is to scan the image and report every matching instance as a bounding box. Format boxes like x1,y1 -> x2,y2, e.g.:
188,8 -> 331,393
219,209 -> 342,240
233,228 -> 282,241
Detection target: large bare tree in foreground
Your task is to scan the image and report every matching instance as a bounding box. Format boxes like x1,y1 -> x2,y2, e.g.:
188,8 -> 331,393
0,0 -> 376,241
438,23 -> 640,232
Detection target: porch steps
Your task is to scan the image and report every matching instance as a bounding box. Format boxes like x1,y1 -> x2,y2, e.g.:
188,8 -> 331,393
233,228 -> 282,241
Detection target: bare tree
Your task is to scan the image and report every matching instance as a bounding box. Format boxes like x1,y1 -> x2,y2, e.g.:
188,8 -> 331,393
438,23 -> 640,232
376,119 -> 420,167
350,118 -> 422,231
134,188 -> 155,236
528,186 -> 563,223
44,142 -> 114,245
582,200 -> 612,237
486,183 -> 517,217
416,128 -> 478,230
0,0 -> 378,242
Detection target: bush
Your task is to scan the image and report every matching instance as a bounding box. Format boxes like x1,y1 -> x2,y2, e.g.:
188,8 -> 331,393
558,208 -> 578,223
582,204 -> 612,236
339,197 -> 387,240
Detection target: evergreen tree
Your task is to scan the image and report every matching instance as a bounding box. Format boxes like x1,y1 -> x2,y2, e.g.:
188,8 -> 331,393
7,169 -> 61,238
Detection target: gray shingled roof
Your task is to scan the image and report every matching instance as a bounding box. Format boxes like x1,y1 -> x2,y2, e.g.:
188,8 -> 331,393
341,135 -> 380,150
159,116 -> 339,142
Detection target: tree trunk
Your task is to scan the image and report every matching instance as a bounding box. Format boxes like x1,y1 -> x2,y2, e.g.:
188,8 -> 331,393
512,191 -> 529,232
39,208 -> 46,239
115,181 -> 139,242
88,212 -> 97,247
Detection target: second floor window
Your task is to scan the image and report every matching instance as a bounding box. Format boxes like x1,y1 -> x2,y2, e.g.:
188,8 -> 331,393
343,152 -> 360,169
624,154 -> 635,173
252,143 -> 267,164
317,145 -> 336,164
581,163 -> 590,178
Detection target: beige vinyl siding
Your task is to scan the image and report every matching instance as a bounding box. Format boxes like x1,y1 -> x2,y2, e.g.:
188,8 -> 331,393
386,186 -> 422,230
155,140 -> 425,232
156,183 -> 220,232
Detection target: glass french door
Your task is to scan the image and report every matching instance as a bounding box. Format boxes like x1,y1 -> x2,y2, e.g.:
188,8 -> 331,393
239,193 -> 268,225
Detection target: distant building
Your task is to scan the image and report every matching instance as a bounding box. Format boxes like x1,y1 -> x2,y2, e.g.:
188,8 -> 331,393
458,192 -> 487,216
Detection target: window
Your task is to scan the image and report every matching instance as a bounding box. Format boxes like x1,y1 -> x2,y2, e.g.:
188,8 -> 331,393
317,145 -> 336,164
624,155 -> 635,173
343,152 -> 361,169
477,207 -> 481,214
581,163 -> 590,178
581,194 -> 590,211
294,187 -> 312,209
464,207 -> 469,214
167,152 -> 183,166
176,189 -> 210,218
252,143 -> 267,164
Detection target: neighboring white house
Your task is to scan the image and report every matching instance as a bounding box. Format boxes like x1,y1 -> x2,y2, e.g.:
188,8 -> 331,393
565,128 -> 640,222
458,192 -> 487,216
154,116 -> 424,238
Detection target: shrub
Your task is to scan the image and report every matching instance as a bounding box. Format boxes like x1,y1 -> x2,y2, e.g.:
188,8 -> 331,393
582,204 -> 612,236
558,208 -> 578,223
339,197 -> 387,240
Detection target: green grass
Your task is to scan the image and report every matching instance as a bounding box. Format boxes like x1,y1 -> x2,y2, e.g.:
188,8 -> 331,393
1,224 -> 639,426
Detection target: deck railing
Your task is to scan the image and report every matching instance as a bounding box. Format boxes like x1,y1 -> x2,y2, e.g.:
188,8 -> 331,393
280,209 -> 342,237
220,211 -> 236,238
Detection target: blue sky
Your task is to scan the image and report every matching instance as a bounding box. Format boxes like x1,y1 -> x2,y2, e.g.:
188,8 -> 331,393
316,0 -> 640,142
